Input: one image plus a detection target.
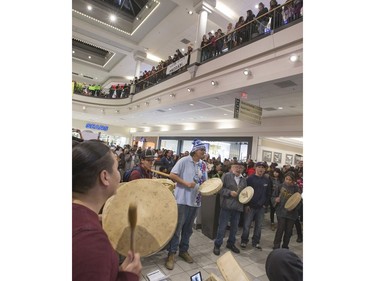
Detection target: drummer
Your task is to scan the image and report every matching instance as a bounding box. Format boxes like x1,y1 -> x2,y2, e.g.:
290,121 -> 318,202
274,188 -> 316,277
72,140 -> 142,281
124,150 -> 154,181
271,172 -> 301,250
164,139 -> 208,270
213,162 -> 247,256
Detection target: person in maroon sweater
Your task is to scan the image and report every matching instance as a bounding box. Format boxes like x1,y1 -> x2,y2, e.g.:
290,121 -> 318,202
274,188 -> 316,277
73,140 -> 142,281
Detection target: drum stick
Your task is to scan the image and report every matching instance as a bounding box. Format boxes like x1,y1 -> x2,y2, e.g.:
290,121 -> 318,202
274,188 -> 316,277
151,169 -> 172,178
128,203 -> 137,253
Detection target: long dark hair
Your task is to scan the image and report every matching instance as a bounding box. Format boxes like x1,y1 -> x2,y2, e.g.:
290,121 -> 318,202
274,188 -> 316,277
73,140 -> 114,194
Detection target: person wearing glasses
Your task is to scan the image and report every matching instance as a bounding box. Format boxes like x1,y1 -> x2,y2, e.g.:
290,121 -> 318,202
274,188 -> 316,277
164,139 -> 208,270
125,150 -> 155,181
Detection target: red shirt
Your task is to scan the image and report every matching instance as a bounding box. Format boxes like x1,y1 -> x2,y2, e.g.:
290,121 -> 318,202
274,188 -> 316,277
72,204 -> 138,281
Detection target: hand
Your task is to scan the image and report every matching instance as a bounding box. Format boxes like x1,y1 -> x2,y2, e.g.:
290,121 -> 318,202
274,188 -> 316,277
119,250 -> 142,277
230,191 -> 238,197
187,182 -> 196,188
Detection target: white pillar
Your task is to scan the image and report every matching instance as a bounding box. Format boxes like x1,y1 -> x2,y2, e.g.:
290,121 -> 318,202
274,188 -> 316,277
195,10 -> 208,49
193,0 -> 216,49
135,60 -> 141,78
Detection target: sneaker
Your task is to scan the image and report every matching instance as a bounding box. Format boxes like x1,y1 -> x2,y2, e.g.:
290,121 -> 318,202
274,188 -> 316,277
179,251 -> 193,263
213,246 -> 220,256
240,242 -> 247,249
226,244 -> 240,254
254,244 -> 262,250
165,253 -> 175,270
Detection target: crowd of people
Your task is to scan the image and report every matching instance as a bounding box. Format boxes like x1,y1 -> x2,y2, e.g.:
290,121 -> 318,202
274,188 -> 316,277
73,138 -> 303,280
200,0 -> 303,61
73,0 -> 303,100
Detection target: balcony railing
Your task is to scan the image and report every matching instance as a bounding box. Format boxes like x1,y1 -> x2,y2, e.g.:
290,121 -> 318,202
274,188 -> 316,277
73,0 -> 302,99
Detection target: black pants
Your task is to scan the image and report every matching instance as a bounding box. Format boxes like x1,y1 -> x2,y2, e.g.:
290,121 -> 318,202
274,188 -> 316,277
273,216 -> 295,249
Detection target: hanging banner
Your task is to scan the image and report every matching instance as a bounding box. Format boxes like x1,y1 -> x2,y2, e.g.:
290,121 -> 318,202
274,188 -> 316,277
166,56 -> 188,75
233,98 -> 262,125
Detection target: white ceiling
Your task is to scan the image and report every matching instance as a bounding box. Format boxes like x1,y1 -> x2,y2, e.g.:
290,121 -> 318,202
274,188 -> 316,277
72,0 -> 303,146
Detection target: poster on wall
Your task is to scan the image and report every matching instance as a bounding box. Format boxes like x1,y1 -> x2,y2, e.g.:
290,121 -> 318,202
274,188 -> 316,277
273,152 -> 282,164
285,154 -> 293,165
295,154 -> 303,165
262,150 -> 272,162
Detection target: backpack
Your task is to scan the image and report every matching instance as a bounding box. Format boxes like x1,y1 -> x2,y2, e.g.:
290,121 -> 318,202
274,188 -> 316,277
122,166 -> 143,182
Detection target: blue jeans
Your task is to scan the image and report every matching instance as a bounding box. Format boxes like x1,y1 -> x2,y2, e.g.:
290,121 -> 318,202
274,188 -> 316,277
241,206 -> 265,245
167,204 -> 198,254
214,208 -> 241,247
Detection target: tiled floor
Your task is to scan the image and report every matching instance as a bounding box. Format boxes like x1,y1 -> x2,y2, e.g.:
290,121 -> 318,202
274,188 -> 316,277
139,216 -> 303,281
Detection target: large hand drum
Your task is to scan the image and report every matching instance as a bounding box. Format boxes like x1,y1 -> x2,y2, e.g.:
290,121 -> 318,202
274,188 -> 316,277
285,192 -> 302,211
152,178 -> 175,192
238,186 -> 254,204
102,179 -> 178,257
199,178 -> 223,196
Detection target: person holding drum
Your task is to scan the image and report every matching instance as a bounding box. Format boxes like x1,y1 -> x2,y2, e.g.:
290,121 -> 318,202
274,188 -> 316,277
271,172 -> 301,250
164,139 -> 208,270
72,140 -> 142,281
240,161 -> 273,250
213,162 -> 247,256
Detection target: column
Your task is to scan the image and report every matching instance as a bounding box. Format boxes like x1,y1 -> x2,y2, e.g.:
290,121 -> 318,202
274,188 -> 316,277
193,0 -> 216,49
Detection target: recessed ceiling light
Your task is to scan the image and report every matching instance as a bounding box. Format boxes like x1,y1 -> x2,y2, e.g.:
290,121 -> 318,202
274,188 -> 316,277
110,14 -> 116,21
211,80 -> 218,86
88,56 -> 91,59
168,108 -> 172,110
187,88 -> 193,92
115,109 -> 120,113
278,106 -> 283,110
87,5 -> 92,11
243,69 -> 250,76
82,106 -> 86,110
190,103 -> 194,106
188,10 -> 193,15
289,54 -> 298,62
72,50 -> 75,54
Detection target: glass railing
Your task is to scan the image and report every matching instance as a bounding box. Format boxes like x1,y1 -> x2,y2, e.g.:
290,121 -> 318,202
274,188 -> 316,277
73,0 -> 302,100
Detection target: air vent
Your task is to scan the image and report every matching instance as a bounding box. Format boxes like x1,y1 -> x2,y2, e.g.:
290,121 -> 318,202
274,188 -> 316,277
156,109 -> 166,112
83,75 -> 94,79
180,38 -> 190,44
274,80 -> 297,88
263,107 -> 277,111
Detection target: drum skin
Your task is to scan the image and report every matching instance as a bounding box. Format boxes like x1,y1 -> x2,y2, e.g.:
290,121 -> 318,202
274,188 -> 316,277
238,186 -> 254,204
102,179 -> 178,257
199,178 -> 223,196
284,192 -> 302,211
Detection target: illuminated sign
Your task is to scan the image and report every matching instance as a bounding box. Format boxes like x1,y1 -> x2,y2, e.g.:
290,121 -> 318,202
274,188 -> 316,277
85,123 -> 109,131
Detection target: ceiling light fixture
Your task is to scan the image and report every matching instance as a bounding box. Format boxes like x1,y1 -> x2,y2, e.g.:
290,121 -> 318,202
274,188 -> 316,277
170,93 -> 176,98
187,88 -> 193,92
243,69 -> 251,76
100,109 -> 105,113
211,80 -> 218,86
82,106 -> 86,111
289,54 -> 299,62
115,109 -> 120,113
188,10 -> 193,15
87,5 -> 92,11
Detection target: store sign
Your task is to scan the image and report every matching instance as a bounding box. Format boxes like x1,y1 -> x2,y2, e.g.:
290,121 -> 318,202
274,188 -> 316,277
86,123 -> 109,131
234,98 -> 262,125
